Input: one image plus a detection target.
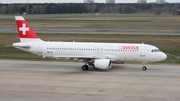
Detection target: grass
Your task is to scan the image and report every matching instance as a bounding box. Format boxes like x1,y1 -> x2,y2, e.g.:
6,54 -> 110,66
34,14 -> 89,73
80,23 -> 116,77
1,14 -> 180,30
1,21 -> 180,30
0,33 -> 180,64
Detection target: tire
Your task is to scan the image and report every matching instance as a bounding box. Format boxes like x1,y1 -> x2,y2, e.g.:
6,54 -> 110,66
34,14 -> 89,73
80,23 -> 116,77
82,65 -> 89,71
142,66 -> 147,71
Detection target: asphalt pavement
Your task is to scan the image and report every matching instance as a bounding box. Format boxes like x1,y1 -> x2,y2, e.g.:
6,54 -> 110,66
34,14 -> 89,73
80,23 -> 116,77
0,60 -> 180,101
1,28 -> 180,35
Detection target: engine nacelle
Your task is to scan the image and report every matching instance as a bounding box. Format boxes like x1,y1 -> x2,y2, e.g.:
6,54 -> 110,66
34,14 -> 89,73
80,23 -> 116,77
94,59 -> 112,69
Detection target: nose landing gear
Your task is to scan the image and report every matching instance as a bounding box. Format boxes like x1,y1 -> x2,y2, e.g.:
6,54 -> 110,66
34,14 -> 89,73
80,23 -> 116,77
142,66 -> 147,71
142,62 -> 147,71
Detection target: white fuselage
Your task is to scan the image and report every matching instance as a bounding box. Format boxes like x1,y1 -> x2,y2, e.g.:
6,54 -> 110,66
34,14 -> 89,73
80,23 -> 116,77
14,41 -> 167,63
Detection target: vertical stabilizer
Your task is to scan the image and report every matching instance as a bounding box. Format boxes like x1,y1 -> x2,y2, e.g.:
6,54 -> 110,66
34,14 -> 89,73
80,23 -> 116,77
15,16 -> 43,42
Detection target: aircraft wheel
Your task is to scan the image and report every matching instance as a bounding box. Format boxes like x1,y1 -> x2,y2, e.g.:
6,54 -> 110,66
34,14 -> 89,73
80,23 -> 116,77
82,65 -> 89,71
142,66 -> 147,71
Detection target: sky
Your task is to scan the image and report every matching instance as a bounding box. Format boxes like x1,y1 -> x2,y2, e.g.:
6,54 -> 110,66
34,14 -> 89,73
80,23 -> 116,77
0,0 -> 179,3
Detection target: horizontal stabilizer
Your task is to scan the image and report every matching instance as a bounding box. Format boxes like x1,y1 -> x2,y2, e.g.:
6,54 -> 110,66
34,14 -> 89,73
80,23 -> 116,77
13,43 -> 30,48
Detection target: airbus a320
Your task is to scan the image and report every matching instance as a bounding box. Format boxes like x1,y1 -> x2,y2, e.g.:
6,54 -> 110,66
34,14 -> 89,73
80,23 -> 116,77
13,16 -> 167,71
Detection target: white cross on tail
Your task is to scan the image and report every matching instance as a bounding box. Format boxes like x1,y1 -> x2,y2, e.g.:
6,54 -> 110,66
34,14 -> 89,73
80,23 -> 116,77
19,23 -> 29,35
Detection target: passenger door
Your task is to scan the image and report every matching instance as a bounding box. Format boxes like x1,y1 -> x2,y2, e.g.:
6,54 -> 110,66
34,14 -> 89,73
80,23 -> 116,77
140,45 -> 146,57
38,44 -> 43,55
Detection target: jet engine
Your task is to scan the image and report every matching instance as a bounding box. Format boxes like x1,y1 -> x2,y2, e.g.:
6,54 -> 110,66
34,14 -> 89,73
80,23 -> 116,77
94,59 -> 112,69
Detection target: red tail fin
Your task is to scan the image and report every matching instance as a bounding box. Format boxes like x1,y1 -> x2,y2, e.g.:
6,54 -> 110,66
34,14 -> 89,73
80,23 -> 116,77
15,16 -> 42,42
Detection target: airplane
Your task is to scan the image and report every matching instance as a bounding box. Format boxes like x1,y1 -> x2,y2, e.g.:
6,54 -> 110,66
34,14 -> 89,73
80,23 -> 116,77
13,16 -> 167,71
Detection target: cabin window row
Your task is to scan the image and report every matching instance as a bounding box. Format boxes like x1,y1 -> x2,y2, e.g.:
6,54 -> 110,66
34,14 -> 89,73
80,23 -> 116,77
47,48 -> 99,51
104,49 -> 139,52
47,48 -> 139,52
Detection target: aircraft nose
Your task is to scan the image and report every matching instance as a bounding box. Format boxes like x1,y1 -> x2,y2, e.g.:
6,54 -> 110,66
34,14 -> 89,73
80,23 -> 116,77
161,52 -> 167,60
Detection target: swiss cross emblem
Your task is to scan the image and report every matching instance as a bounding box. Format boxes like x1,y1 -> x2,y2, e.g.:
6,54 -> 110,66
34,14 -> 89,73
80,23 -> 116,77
19,23 -> 29,35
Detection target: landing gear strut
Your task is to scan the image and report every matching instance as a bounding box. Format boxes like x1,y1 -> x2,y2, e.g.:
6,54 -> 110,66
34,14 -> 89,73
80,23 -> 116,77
142,62 -> 147,71
82,65 -> 89,71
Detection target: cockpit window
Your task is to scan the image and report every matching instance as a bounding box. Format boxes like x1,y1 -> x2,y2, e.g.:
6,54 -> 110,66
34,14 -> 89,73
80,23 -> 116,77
151,49 -> 161,52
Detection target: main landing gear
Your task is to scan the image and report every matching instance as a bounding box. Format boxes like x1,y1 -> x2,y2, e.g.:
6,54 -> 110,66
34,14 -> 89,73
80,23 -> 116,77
142,62 -> 147,71
82,65 -> 89,71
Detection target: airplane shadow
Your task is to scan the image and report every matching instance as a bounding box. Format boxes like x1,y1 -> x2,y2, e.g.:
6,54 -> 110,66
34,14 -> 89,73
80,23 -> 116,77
87,65 -> 128,72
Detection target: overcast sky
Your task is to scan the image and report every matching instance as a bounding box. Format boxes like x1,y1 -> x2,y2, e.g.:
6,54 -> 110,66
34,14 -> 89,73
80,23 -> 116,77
0,0 -> 179,3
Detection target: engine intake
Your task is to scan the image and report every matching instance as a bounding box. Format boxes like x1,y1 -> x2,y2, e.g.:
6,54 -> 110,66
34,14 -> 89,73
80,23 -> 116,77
94,59 -> 112,69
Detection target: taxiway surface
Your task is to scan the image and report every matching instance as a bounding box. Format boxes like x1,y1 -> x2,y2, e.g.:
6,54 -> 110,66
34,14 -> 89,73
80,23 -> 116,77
1,28 -> 180,35
0,60 -> 180,101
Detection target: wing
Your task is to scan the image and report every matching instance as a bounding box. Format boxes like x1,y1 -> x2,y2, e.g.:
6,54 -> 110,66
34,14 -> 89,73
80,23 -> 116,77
44,55 -> 118,61
45,55 -> 97,59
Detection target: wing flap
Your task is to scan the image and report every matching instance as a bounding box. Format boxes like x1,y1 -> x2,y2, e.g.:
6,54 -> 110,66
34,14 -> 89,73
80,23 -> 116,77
46,55 -> 96,59
44,54 -> 119,61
